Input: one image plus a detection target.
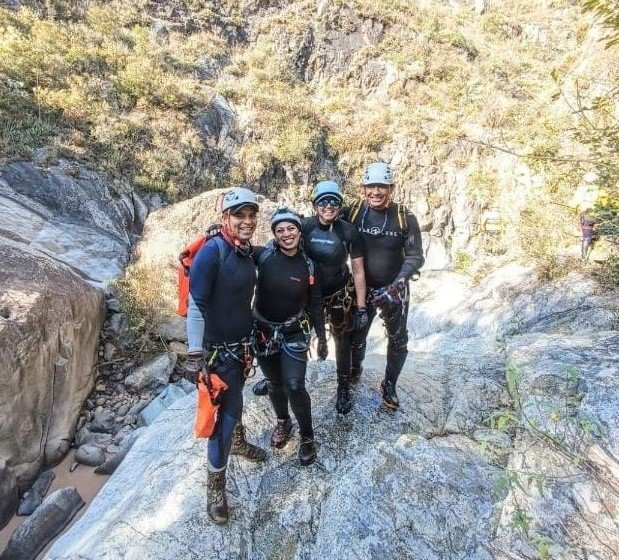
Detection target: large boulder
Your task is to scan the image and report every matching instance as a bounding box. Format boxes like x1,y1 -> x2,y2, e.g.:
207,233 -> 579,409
133,189 -> 277,313
0,240 -> 104,527
0,161 -> 146,286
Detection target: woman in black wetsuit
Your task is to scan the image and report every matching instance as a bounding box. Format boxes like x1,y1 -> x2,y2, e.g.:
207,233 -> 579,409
254,208 -> 327,465
301,181 -> 367,414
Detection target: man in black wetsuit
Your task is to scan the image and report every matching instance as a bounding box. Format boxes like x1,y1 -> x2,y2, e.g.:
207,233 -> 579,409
302,181 -> 368,414
342,162 -> 425,411
254,208 -> 326,465
189,187 -> 266,524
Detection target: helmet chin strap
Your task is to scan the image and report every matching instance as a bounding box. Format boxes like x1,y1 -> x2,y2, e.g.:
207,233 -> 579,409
222,219 -> 243,247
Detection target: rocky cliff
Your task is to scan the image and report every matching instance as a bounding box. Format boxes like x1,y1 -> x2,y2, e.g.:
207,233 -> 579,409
0,161 -> 148,527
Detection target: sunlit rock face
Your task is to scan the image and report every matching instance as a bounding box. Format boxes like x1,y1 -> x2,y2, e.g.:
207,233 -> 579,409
45,269 -> 618,560
0,241 -> 104,528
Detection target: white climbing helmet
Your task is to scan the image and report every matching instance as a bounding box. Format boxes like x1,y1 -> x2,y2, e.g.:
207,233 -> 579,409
221,187 -> 259,213
362,162 -> 394,186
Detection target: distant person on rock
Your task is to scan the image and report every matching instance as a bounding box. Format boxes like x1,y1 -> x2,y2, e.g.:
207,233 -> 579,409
341,162 -> 424,411
253,208 -> 326,466
579,209 -> 598,263
189,187 -> 266,525
301,180 -> 367,414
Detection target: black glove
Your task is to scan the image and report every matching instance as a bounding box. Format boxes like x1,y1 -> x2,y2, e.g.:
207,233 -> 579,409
317,337 -> 328,361
370,279 -> 405,308
183,352 -> 204,385
353,307 -> 369,331
205,223 -> 222,239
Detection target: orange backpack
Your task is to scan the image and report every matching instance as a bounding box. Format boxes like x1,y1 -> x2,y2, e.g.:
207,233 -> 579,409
177,235 -> 226,316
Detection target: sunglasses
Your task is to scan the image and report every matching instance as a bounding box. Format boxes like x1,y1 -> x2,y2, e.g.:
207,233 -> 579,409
315,197 -> 342,208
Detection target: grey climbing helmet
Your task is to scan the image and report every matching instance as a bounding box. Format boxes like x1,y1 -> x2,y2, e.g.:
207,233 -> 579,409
221,187 -> 259,213
270,207 -> 302,231
362,162 -> 394,186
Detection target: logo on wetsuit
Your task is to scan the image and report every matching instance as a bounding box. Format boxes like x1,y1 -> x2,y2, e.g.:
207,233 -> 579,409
358,226 -> 401,237
309,237 -> 335,245
289,276 -> 301,282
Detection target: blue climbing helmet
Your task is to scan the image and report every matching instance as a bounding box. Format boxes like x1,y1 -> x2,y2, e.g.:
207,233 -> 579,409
312,181 -> 343,205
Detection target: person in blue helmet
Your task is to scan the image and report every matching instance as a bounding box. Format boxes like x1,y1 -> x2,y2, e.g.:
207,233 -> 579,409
301,181 -> 367,414
253,208 -> 326,465
189,187 -> 266,525
342,162 -> 424,412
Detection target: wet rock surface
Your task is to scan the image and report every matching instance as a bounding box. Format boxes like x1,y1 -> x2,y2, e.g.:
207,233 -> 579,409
2,487 -> 84,560
17,471 -> 55,516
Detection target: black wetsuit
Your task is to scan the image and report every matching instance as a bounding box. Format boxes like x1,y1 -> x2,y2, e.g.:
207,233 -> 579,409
342,202 -> 424,386
301,217 -> 364,386
254,247 -> 325,440
190,236 -> 256,470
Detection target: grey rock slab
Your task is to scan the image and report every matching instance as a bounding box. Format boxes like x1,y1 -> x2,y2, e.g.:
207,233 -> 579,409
45,316 -> 509,560
94,428 -> 146,476
17,470 -> 55,516
74,444 -> 105,467
123,353 -> 176,391
138,384 -> 188,426
312,436 -> 502,560
1,487 -> 84,560
498,331 -> 619,559
0,459 -> 18,529
157,316 -> 187,342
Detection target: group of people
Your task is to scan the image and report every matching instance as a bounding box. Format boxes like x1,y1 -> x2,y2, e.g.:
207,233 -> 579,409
185,162 -> 424,524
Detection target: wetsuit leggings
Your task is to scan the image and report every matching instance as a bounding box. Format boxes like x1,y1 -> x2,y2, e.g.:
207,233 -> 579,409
350,298 -> 410,384
257,331 -> 314,440
327,304 -> 353,386
207,353 -> 244,471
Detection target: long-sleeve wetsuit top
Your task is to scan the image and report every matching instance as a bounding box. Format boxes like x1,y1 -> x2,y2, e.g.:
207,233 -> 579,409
254,247 -> 326,339
189,237 -> 256,344
342,202 -> 425,289
301,217 -> 364,297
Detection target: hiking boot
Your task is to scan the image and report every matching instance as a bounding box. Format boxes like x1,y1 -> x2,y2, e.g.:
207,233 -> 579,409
183,352 -> 204,384
350,366 -> 362,385
298,437 -> 316,466
230,424 -> 266,462
335,383 -> 352,414
207,469 -> 229,524
252,378 -> 270,396
270,418 -> 292,448
381,380 -> 400,411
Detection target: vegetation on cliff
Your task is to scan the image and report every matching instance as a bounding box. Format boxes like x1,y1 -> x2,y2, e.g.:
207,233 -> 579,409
0,0 -> 617,284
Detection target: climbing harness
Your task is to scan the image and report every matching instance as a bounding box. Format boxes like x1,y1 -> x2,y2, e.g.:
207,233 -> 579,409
204,338 -> 256,379
253,309 -> 312,362
323,275 -> 355,333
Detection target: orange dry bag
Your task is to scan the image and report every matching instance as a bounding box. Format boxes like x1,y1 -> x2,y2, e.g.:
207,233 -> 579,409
194,371 -> 228,438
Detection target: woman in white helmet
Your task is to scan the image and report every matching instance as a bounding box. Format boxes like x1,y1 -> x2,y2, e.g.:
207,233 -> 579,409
301,180 -> 368,414
188,187 -> 266,524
